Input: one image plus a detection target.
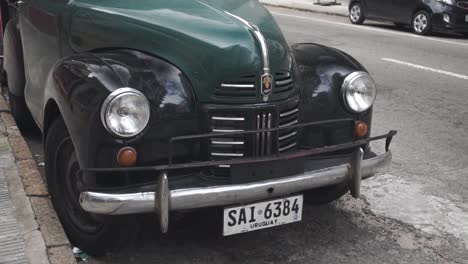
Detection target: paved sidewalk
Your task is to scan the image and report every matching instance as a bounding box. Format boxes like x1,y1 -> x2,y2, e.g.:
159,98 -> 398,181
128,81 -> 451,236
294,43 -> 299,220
0,119 -> 33,264
0,95 -> 76,264
260,0 -> 349,17
0,149 -> 28,264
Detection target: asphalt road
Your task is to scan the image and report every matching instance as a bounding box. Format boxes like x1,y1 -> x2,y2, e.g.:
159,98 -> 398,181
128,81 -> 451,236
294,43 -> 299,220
24,7 -> 468,264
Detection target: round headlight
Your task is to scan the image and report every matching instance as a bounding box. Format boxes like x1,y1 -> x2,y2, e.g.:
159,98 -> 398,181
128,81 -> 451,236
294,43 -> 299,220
101,88 -> 150,138
341,71 -> 376,113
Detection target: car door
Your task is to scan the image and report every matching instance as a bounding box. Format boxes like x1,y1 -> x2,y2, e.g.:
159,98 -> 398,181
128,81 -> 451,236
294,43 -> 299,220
390,0 -> 419,23
17,0 -> 67,125
365,0 -> 394,19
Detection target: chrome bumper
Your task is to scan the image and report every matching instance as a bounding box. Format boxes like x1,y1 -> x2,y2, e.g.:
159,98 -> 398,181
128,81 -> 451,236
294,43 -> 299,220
79,149 -> 392,232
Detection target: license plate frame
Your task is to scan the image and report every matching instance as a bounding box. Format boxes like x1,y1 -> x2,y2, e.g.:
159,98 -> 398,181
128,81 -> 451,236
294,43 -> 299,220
223,194 -> 303,236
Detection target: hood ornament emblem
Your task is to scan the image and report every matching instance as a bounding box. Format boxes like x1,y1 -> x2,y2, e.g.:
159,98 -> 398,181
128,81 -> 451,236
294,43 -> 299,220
261,74 -> 273,99
224,12 -> 273,102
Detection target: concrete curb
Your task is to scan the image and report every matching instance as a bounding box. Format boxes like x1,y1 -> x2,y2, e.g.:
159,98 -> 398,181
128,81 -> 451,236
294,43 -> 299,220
0,95 -> 77,264
260,0 -> 349,17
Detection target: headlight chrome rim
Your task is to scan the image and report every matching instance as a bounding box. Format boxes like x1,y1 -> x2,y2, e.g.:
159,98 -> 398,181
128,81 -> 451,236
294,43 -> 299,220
341,71 -> 376,113
101,87 -> 150,138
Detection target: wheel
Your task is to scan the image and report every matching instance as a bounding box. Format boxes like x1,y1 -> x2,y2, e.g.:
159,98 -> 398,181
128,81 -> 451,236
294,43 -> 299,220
7,91 -> 35,130
3,18 -> 35,130
304,182 -> 349,205
349,3 -> 365,25
412,10 -> 431,35
45,117 -> 139,256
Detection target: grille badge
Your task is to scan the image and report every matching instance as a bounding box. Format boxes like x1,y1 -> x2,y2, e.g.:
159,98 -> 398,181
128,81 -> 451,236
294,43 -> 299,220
261,74 -> 274,101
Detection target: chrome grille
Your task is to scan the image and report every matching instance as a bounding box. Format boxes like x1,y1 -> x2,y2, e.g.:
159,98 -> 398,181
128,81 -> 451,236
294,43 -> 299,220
278,105 -> 299,152
256,112 -> 273,155
273,71 -> 294,96
457,1 -> 468,9
209,114 -> 246,158
214,75 -> 256,98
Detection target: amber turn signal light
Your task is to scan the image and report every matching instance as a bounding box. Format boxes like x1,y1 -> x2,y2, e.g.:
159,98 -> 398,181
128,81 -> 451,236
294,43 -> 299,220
117,147 -> 137,167
355,121 -> 368,138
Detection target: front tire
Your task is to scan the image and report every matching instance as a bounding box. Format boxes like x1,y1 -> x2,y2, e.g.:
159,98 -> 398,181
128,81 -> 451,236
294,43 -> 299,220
412,11 -> 431,35
349,3 -> 365,25
45,117 -> 139,256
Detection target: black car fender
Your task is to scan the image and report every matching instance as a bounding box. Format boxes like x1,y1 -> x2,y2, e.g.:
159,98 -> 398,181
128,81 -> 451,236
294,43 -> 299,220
43,49 -> 198,169
291,43 -> 373,145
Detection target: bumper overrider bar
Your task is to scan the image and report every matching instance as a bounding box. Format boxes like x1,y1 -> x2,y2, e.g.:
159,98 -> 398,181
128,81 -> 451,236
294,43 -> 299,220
79,118 -> 396,233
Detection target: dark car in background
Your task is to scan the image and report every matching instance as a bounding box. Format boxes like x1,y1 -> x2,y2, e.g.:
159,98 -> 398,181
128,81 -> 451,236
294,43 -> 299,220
349,0 -> 468,35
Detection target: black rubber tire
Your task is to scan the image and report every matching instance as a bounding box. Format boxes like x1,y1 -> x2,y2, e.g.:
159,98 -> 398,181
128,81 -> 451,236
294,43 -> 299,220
349,3 -> 365,25
412,10 -> 431,35
3,18 -> 35,130
7,91 -> 35,130
45,117 -> 140,256
304,182 -> 349,205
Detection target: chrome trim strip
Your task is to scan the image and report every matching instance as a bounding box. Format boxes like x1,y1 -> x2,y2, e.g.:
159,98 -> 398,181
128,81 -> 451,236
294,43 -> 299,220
79,192 -> 156,215
262,114 -> 267,155
221,84 -> 255,88
218,165 -> 231,168
211,152 -> 244,157
211,140 -> 244,145
211,116 -> 245,121
279,142 -> 297,152
224,12 -> 270,73
156,173 -> 169,233
280,108 -> 299,118
256,114 -> 261,156
267,113 -> 272,154
350,148 -> 364,198
212,129 -> 244,133
276,78 -> 293,86
279,131 -> 297,141
79,151 -> 392,215
280,120 -> 299,128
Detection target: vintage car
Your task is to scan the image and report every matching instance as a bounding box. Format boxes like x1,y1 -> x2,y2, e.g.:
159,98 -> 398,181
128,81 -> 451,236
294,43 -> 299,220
349,0 -> 468,35
2,0 -> 396,256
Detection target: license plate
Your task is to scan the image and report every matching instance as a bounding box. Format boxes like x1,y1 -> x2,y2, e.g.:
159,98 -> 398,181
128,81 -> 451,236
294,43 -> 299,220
223,195 -> 303,236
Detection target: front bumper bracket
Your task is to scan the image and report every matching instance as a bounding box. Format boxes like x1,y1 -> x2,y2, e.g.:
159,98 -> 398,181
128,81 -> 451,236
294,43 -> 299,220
79,147 -> 392,234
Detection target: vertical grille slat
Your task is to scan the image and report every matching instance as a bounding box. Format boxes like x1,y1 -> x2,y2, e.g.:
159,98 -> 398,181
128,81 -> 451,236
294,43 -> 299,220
256,112 -> 274,156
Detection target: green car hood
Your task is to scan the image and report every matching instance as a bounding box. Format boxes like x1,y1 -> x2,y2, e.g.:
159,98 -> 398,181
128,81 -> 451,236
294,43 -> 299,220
67,0 -> 292,103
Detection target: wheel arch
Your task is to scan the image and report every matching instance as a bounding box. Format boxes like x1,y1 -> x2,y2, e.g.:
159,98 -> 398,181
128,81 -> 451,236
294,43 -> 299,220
349,0 -> 362,10
412,6 -> 433,19
43,98 -> 62,142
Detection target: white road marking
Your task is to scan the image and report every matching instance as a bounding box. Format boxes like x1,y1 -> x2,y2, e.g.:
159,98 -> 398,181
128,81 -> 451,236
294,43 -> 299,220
270,11 -> 468,48
382,58 -> 468,80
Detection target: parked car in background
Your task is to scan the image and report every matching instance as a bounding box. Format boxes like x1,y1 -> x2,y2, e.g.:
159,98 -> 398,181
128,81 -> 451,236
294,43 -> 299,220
349,0 -> 468,35
2,0 -> 396,256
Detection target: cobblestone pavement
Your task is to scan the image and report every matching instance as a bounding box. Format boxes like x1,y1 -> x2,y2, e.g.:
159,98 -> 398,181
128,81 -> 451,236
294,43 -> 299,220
0,123 -> 29,264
